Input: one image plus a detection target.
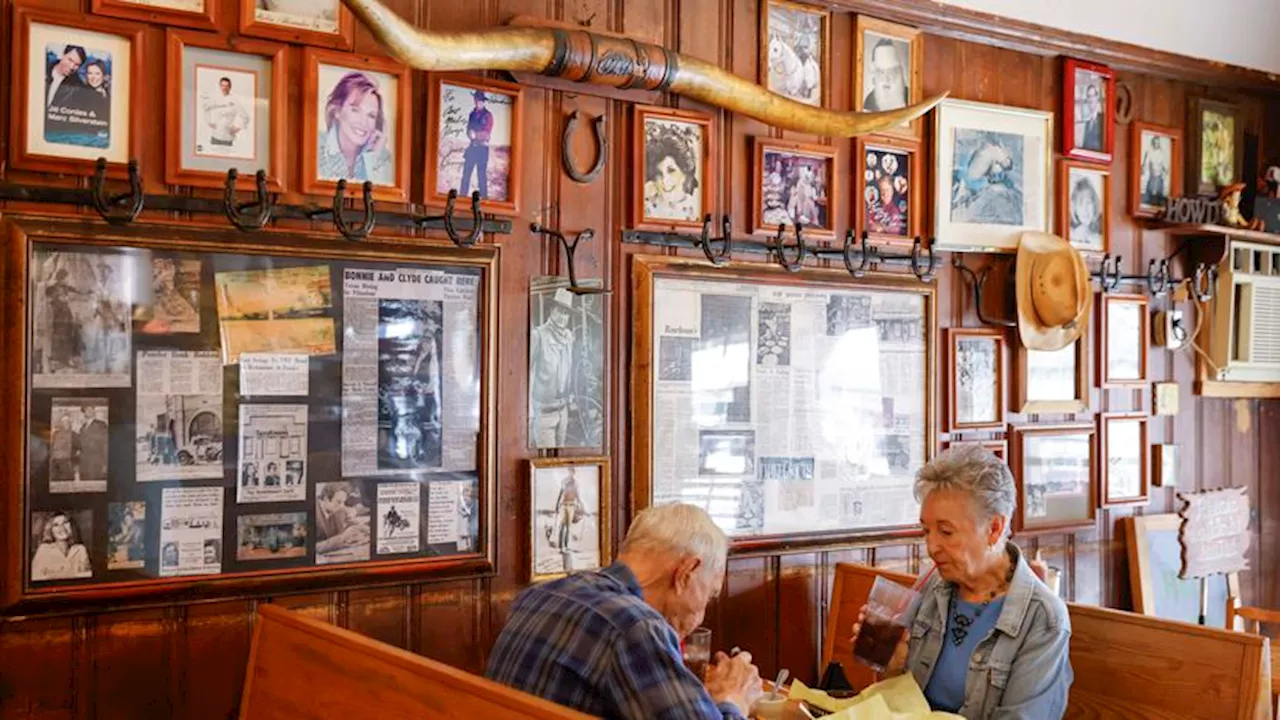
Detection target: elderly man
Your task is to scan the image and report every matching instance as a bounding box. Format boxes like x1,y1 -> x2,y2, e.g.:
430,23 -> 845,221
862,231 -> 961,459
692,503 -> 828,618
487,503 -> 762,719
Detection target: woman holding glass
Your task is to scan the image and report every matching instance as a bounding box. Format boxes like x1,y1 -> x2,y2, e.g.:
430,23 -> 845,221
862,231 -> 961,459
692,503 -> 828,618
850,445 -> 1073,718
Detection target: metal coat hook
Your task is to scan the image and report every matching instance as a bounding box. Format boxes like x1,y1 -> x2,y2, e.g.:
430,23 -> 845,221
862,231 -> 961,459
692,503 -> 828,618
952,256 -> 1018,328
910,237 -> 937,282
1191,263 -> 1217,302
698,214 -> 733,266
223,169 -> 274,231
418,190 -> 483,247
772,223 -> 806,273
562,111 -> 607,184
842,230 -> 876,278
1146,258 -> 1171,296
530,222 -> 610,295
90,157 -> 144,224
307,180 -> 375,241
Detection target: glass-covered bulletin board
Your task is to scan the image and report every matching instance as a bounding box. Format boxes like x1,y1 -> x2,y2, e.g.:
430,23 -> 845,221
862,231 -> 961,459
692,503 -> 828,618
2,217 -> 496,614
631,255 -> 936,550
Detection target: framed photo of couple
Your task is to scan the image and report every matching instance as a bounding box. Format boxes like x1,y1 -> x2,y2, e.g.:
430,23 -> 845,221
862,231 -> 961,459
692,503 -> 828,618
92,0 -> 219,30
10,6 -> 144,177
426,74 -> 525,217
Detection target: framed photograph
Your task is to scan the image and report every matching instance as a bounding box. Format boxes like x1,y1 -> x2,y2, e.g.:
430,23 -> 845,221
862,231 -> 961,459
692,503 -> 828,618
1014,337 -> 1089,414
1129,122 -> 1182,219
752,138 -> 838,238
942,439 -> 1006,462
1152,444 -> 1178,487
945,328 -> 1005,432
631,105 -> 713,231
2,216 -> 499,615
1098,293 -> 1148,387
632,254 -> 936,550
302,48 -> 411,203
92,0 -> 217,30
1010,423 -> 1097,533
165,30 -> 287,192
1058,160 -> 1110,254
933,99 -> 1053,253
856,135 -> 921,245
427,74 -> 524,216
1125,514 -> 1240,628
238,0 -> 354,51
10,7 -> 144,177
1061,58 -> 1114,163
528,277 -> 605,450
760,0 -> 830,108
1099,413 -> 1148,506
854,16 -> 923,138
529,458 -> 611,582
1188,97 -> 1243,196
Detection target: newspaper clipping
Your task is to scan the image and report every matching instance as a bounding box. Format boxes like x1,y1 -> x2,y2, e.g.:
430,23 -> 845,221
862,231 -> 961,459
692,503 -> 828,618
146,257 -> 202,334
650,278 -> 927,537
238,404 -> 308,503
341,266 -> 482,478
425,478 -> 478,552
316,480 -> 372,564
30,249 -> 135,389
48,397 -> 110,494
213,264 -> 336,364
239,353 -> 310,397
135,351 -> 224,482
376,482 -> 421,555
236,512 -> 308,561
107,501 -> 146,570
160,486 -> 224,577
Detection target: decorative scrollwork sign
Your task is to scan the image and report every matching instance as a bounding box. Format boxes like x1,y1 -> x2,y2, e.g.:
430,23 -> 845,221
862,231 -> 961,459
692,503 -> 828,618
1177,487 -> 1251,580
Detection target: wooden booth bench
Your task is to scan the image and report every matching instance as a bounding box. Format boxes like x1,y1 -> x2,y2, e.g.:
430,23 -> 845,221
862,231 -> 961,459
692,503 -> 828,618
238,604 -> 596,720
823,563 -> 1273,720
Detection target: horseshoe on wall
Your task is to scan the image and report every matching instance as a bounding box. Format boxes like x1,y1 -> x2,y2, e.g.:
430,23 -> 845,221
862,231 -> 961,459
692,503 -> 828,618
561,111 -> 607,184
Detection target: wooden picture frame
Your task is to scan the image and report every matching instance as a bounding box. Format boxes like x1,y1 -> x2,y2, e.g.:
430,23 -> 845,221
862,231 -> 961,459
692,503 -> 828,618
164,29 -> 288,192
1098,293 -> 1149,387
1187,97 -> 1244,197
238,0 -> 354,51
1152,443 -> 1178,487
1129,122 -> 1183,219
945,327 -> 1005,432
528,457 -> 611,582
9,6 -> 145,178
941,439 -> 1007,462
301,48 -> 411,203
1,215 -> 499,616
1061,58 -> 1115,164
751,137 -> 838,239
1124,514 -> 1241,628
853,16 -> 923,138
1099,413 -> 1149,506
1058,159 -> 1111,255
92,0 -> 217,30
1014,336 -> 1089,414
631,104 -> 714,232
759,0 -> 831,109
855,134 -> 922,247
1009,423 -> 1097,533
426,73 -> 524,217
632,254 -> 936,551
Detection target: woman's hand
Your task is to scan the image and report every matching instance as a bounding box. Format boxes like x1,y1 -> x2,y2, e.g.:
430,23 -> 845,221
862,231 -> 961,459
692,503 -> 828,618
850,605 -> 910,677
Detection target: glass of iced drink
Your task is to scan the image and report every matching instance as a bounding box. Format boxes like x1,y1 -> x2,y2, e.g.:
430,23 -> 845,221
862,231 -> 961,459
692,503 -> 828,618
853,576 -> 923,673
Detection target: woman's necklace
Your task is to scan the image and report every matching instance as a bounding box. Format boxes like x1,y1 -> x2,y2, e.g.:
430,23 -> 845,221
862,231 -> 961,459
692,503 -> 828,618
947,559 -> 1016,647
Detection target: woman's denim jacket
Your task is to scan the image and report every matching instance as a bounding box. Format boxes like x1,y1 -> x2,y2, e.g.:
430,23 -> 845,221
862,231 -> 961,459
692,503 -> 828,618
904,544 -> 1073,719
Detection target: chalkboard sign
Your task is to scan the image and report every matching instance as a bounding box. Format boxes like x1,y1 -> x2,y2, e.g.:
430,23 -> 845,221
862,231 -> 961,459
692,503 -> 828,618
1178,487 -> 1250,580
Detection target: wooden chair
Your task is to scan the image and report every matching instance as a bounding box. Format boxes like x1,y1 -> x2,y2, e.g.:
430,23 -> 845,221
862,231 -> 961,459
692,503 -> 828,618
1228,597 -> 1280,719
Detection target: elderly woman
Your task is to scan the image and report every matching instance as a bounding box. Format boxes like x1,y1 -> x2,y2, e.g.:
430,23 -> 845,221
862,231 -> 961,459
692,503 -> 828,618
852,445 -> 1072,718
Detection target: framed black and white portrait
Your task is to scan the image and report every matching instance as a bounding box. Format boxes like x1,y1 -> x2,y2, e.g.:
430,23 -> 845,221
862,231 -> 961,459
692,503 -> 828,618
1100,413 -> 1148,506
760,0 -> 830,108
92,0 -> 218,30
30,510 -> 94,583
528,278 -> 605,450
1058,160 -> 1110,254
854,16 -> 923,137
1062,58 -> 1114,164
529,458 -> 610,582
48,398 -> 110,494
633,105 -> 713,231
946,328 -> 1005,432
239,0 -> 354,50
1129,122 -> 1182,219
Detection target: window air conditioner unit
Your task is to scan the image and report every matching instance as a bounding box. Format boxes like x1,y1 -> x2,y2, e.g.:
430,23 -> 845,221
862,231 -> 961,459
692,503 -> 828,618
1209,239 -> 1280,383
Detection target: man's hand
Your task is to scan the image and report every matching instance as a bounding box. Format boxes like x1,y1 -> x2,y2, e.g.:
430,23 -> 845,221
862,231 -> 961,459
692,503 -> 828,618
850,606 -> 909,677
705,650 -> 762,716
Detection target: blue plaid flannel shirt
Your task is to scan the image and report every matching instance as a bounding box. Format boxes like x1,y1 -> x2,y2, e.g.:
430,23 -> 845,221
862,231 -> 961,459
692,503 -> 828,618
486,562 -> 744,720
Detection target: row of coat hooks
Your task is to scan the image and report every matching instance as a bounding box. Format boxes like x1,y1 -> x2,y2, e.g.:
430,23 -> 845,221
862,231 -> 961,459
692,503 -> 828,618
0,158 -> 513,244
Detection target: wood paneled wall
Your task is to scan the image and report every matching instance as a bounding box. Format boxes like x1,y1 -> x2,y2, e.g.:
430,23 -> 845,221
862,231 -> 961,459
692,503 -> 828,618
1,0 -> 1279,717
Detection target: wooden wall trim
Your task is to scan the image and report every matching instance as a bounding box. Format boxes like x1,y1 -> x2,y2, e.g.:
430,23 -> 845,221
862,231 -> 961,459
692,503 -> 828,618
831,0 -> 1280,92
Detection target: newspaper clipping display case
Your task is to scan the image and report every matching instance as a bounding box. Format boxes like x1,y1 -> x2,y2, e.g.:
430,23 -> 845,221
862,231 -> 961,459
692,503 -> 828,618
2,217 -> 496,614
631,255 -> 936,549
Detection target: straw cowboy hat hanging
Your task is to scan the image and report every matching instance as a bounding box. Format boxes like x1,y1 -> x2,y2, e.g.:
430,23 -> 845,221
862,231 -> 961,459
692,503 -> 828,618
1015,231 -> 1093,352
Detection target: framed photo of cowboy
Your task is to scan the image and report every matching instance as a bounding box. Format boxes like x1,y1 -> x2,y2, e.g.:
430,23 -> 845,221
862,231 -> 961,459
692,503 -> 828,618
528,276 -> 605,450
854,16 -> 923,138
945,327 -> 1006,432
92,0 -> 218,31
1058,160 -> 1110,255
1129,122 -> 1182,219
301,48 -> 411,203
752,137 -> 838,239
855,134 -> 921,247
932,99 -> 1053,253
164,30 -> 288,192
10,7 -> 144,177
238,0 -> 355,51
1099,413 -> 1148,506
633,105 -> 714,232
528,457 -> 611,582
759,0 -> 830,109
1097,293 -> 1148,387
1014,339 -> 1089,415
427,74 -> 524,217
1010,423 -> 1097,533
1187,97 -> 1244,197
1061,58 -> 1114,164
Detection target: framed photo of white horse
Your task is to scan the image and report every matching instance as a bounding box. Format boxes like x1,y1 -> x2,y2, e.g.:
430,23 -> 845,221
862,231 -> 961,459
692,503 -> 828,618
759,0 -> 830,109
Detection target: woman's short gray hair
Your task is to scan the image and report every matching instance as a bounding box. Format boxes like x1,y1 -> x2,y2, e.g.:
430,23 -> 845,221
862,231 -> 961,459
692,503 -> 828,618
620,503 -> 728,580
914,444 -> 1017,531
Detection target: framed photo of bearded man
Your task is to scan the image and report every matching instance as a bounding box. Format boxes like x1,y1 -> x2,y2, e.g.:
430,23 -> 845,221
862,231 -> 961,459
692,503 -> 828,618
854,16 -> 924,139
